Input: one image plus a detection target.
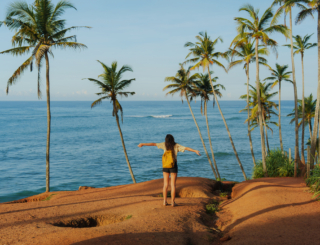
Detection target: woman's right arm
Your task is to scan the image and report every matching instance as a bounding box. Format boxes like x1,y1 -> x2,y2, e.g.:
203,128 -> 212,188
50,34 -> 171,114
138,143 -> 157,147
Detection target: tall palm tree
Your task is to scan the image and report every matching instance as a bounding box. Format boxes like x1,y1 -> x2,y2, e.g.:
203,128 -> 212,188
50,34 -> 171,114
272,0 -> 309,167
1,0 -> 89,192
240,82 -> 278,154
293,0 -> 320,167
284,34 -> 317,162
228,39 -> 270,166
233,4 -> 288,176
85,61 -> 136,183
164,65 -> 218,179
185,32 -> 247,180
194,72 -> 225,180
288,94 -> 317,139
264,64 -> 292,152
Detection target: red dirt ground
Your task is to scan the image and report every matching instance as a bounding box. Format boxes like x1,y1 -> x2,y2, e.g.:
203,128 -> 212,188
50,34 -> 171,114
0,177 -> 223,245
1,177 -> 319,245
217,177 -> 320,245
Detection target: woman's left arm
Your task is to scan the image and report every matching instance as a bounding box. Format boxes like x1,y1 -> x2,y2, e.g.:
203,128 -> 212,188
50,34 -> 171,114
185,147 -> 201,156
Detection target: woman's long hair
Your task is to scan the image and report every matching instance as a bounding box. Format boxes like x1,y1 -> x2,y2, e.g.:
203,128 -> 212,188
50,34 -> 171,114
165,134 -> 176,162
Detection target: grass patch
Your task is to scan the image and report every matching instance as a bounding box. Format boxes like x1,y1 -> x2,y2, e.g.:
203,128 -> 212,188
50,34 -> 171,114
42,194 -> 56,201
159,192 -> 171,198
253,148 -> 297,178
125,215 -> 132,220
219,192 -> 228,197
306,165 -> 320,199
206,199 -> 219,214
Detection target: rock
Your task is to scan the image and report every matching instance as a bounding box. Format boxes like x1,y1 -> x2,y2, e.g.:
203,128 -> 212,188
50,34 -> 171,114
79,186 -> 95,191
220,235 -> 231,242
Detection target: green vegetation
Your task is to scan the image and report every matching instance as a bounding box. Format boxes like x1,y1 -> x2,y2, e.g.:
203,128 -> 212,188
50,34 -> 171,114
125,215 -> 133,220
253,149 -> 296,178
42,194 -> 56,201
306,165 -> 320,199
219,192 -> 228,198
206,200 -> 219,214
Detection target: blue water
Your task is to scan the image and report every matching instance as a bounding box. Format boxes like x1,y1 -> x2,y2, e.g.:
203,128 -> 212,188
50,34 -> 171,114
0,100 -> 303,203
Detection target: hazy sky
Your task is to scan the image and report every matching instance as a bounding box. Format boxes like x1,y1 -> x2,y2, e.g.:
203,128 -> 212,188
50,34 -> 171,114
0,0 -> 318,101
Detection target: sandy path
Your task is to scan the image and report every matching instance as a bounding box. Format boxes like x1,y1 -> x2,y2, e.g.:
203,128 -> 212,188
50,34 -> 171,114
0,177 -> 222,245
218,177 -> 320,245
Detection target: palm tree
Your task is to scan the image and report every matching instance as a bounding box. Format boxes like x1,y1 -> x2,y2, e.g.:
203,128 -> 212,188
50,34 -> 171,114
272,0 -> 309,167
84,61 -> 136,183
228,39 -> 270,166
284,34 -> 317,163
193,72 -> 226,180
288,94 -> 317,139
185,32 -> 247,180
251,117 -> 278,153
289,0 -> 320,167
240,82 -> 278,154
233,4 -> 288,176
1,0 -> 89,192
264,64 -> 292,152
164,64 -> 218,179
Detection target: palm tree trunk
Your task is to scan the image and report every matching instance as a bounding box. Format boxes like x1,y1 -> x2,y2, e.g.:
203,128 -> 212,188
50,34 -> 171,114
278,81 -> 284,152
45,53 -> 51,192
185,95 -> 218,179
309,120 -> 312,139
114,106 -> 136,183
246,63 -> 256,166
263,117 -> 270,153
289,9 -> 300,170
301,52 -> 305,164
310,10 -> 320,168
204,100 -> 221,180
207,67 -> 247,180
255,38 -> 268,177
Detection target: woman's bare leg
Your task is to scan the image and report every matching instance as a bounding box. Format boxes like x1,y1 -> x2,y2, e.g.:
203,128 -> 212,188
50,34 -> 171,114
163,172 -> 170,205
170,172 -> 178,206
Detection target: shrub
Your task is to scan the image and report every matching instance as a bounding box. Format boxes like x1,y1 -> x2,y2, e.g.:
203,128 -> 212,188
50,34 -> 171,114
252,148 -> 296,179
305,165 -> 320,199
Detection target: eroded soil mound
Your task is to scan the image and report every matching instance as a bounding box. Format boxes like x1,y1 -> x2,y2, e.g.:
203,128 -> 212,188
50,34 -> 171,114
217,177 -> 320,245
0,177 -> 226,245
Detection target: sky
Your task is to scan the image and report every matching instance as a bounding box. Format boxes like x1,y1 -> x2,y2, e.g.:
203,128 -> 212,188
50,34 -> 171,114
0,0 -> 318,101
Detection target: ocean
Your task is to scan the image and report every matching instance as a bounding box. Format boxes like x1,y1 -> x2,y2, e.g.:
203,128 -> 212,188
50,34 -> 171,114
0,100 -> 301,203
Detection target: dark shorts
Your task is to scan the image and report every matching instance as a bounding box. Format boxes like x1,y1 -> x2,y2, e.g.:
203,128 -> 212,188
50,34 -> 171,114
163,163 -> 178,173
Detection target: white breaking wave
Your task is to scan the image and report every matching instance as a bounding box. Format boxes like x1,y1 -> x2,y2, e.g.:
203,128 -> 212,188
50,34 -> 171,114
151,115 -> 172,118
126,115 -> 173,118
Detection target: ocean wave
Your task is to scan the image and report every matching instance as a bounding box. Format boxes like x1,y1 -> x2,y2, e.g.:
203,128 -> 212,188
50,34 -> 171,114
151,115 -> 172,118
127,115 -> 173,118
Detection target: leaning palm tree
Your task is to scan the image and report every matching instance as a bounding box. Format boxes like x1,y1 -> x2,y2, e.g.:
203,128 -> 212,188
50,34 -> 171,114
272,0 -> 309,166
84,61 -> 136,183
287,0 -> 320,167
164,64 -> 218,179
264,64 -> 292,152
1,0 -> 89,192
288,93 -> 317,139
228,39 -> 270,166
193,72 -> 226,180
233,4 -> 288,176
185,32 -> 247,180
284,34 -> 317,162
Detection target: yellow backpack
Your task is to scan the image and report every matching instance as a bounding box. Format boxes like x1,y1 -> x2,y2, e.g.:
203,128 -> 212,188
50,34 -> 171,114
162,150 -> 175,168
